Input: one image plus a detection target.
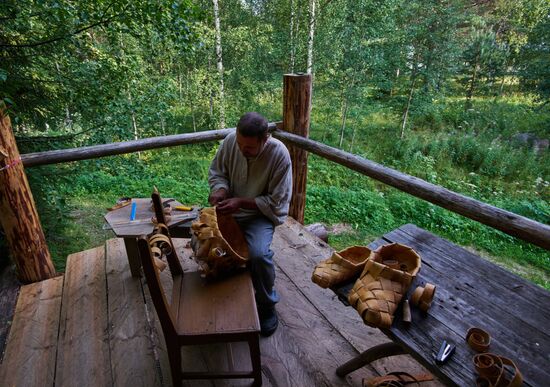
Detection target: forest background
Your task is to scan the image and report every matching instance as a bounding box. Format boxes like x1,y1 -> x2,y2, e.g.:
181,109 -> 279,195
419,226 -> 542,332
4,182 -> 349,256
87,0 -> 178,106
1,0 -> 549,288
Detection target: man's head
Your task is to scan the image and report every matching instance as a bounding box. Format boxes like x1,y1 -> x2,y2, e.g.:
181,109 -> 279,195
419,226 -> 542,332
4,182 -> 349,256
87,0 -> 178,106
236,112 -> 269,158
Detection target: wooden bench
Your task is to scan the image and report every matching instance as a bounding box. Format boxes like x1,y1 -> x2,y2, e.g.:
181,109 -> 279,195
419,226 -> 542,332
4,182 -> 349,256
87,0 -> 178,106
334,224 -> 550,386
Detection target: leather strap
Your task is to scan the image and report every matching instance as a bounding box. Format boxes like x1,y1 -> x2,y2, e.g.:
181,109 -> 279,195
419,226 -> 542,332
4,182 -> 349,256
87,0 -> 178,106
467,327 -> 491,353
473,353 -> 523,387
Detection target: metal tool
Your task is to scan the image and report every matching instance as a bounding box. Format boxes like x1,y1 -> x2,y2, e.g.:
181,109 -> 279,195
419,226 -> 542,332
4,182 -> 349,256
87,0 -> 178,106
435,340 -> 455,364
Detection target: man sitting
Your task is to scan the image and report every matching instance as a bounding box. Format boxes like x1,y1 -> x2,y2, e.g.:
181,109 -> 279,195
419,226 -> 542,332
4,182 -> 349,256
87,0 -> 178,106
208,112 -> 292,337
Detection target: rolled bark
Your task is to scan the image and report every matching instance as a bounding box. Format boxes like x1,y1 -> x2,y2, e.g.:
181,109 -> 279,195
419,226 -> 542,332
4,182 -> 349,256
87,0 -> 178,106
0,104 -> 56,283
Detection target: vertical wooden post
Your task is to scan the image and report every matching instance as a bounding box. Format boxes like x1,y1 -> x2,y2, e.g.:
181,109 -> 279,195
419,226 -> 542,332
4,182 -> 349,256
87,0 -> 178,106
283,73 -> 312,224
0,104 -> 56,283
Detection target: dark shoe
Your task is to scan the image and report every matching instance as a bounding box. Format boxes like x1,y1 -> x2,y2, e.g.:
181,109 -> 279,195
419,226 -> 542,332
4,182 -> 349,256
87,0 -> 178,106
258,306 -> 278,337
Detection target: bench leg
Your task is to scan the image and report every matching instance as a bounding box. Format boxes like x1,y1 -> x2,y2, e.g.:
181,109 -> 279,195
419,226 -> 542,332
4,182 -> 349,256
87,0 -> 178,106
336,342 -> 406,377
249,334 -> 262,386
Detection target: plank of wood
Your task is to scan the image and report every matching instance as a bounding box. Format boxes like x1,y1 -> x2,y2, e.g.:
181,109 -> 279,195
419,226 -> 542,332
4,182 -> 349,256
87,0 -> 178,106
0,276 -> 63,386
272,220 -> 440,385
378,225 -> 550,386
104,198 -> 197,238
55,246 -> 112,386
0,265 -> 20,361
268,265 -> 370,386
397,224 -> 550,319
105,238 -> 163,386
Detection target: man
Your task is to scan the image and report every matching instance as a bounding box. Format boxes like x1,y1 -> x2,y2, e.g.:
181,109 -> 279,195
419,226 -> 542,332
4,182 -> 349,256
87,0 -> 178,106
208,112 -> 292,337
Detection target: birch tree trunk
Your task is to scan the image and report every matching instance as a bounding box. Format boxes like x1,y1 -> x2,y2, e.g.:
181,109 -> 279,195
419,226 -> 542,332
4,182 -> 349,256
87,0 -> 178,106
307,0 -> 317,75
339,96 -> 349,148
213,0 -> 226,129
465,52 -> 479,110
127,91 -> 141,158
290,0 -> 296,72
400,75 -> 417,139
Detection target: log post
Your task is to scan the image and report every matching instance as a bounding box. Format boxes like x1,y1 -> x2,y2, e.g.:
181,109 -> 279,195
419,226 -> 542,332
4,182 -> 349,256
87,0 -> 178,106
0,104 -> 56,283
283,73 -> 312,224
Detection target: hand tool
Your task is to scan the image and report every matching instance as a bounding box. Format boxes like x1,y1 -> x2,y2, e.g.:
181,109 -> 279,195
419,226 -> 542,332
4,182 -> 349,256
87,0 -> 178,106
130,202 -> 137,221
435,340 -> 455,364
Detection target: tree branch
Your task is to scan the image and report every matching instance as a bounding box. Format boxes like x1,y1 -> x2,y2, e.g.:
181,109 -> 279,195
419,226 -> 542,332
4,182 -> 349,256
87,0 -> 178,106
15,124 -> 107,143
0,3 -> 126,49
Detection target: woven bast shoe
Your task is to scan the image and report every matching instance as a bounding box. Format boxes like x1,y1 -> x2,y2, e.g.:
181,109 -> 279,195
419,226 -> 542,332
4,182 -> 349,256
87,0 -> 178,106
190,207 -> 249,279
312,246 -> 372,288
348,243 -> 421,329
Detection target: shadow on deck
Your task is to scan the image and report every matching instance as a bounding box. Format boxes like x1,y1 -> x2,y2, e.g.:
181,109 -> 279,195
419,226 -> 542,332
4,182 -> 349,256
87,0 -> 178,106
0,219 -> 439,386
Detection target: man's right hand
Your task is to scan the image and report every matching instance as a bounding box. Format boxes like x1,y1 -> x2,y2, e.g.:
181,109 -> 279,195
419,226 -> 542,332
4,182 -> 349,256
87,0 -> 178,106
208,188 -> 228,206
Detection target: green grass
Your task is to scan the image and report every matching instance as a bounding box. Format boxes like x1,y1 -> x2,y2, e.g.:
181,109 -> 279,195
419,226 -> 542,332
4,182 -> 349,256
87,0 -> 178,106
20,93 -> 550,289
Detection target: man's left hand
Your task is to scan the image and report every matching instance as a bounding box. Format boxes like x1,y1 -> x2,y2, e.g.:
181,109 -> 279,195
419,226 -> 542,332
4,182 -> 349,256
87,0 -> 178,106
216,198 -> 242,214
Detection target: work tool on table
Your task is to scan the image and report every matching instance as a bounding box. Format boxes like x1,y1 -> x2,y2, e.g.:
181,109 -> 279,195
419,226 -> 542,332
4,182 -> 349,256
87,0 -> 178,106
106,197 -> 131,211
435,340 -> 455,364
104,198 -> 199,277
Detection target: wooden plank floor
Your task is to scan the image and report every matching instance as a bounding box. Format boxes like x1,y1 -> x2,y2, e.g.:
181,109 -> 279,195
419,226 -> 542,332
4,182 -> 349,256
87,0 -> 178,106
0,220 -> 442,386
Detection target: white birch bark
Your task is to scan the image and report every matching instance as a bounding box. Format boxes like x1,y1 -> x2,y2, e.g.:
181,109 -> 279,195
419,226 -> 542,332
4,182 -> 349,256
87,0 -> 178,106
307,0 -> 317,75
290,0 -> 296,72
213,0 -> 226,129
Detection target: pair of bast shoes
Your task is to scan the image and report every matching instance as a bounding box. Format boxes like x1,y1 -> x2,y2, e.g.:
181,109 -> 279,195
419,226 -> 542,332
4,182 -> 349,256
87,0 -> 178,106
312,243 -> 421,329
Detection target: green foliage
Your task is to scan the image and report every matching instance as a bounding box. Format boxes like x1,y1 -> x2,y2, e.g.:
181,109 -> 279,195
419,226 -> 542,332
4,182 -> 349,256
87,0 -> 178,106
2,0 -> 548,288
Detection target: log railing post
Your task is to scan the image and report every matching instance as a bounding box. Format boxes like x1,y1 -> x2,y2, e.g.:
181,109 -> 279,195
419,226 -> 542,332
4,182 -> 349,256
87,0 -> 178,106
0,104 -> 56,283
283,73 -> 312,224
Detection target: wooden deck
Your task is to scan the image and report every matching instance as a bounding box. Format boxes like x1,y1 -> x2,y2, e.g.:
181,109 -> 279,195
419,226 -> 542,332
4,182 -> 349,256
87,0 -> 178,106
0,219 -> 439,386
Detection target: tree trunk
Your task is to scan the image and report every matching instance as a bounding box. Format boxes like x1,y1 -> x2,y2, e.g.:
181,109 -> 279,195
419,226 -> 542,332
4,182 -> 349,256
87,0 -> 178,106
465,52 -> 479,110
350,125 -> 357,153
213,0 -> 226,129
401,74 -> 416,139
130,109 -> 141,158
338,96 -> 349,148
307,0 -> 317,75
127,91 -> 141,158
289,0 -> 296,72
208,56 -> 214,118
283,74 -> 312,224
0,104 -> 56,283
160,115 -> 166,137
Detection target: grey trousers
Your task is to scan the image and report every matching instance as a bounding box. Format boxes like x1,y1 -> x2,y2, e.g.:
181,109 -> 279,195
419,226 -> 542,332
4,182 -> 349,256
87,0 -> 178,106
236,215 -> 279,307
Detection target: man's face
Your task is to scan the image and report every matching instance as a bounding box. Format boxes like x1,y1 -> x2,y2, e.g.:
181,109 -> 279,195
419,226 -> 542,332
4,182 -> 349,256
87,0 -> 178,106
236,132 -> 267,158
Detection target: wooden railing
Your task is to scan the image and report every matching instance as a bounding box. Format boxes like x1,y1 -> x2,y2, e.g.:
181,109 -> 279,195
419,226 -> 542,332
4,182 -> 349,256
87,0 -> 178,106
19,123 -> 550,251
3,74 -> 549,283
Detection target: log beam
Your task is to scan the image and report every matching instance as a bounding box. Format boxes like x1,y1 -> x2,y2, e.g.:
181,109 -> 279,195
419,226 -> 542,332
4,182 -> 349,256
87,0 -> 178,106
283,73 -> 312,224
271,130 -> 550,251
0,104 -> 56,283
17,123 -> 550,250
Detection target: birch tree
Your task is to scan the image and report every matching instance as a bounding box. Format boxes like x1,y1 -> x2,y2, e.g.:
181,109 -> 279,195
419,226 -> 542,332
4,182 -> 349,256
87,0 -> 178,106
289,0 -> 296,72
213,0 -> 226,129
307,0 -> 317,75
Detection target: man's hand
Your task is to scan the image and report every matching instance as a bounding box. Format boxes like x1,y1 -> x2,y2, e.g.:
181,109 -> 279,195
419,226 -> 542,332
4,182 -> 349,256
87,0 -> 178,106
209,188 -> 228,206
216,198 -> 242,214
217,197 -> 257,214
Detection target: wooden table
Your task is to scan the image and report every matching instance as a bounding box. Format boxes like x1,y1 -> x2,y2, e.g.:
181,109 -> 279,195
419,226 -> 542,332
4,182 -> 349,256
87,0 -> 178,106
334,224 -> 550,386
104,198 -> 198,276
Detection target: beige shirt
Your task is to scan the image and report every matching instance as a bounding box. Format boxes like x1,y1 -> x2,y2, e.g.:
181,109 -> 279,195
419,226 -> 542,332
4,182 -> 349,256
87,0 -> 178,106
208,131 -> 292,225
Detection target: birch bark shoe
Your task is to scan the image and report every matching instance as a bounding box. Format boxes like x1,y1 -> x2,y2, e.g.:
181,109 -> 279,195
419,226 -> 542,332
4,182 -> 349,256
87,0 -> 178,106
348,243 -> 421,329
190,207 -> 249,279
312,246 -> 372,288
